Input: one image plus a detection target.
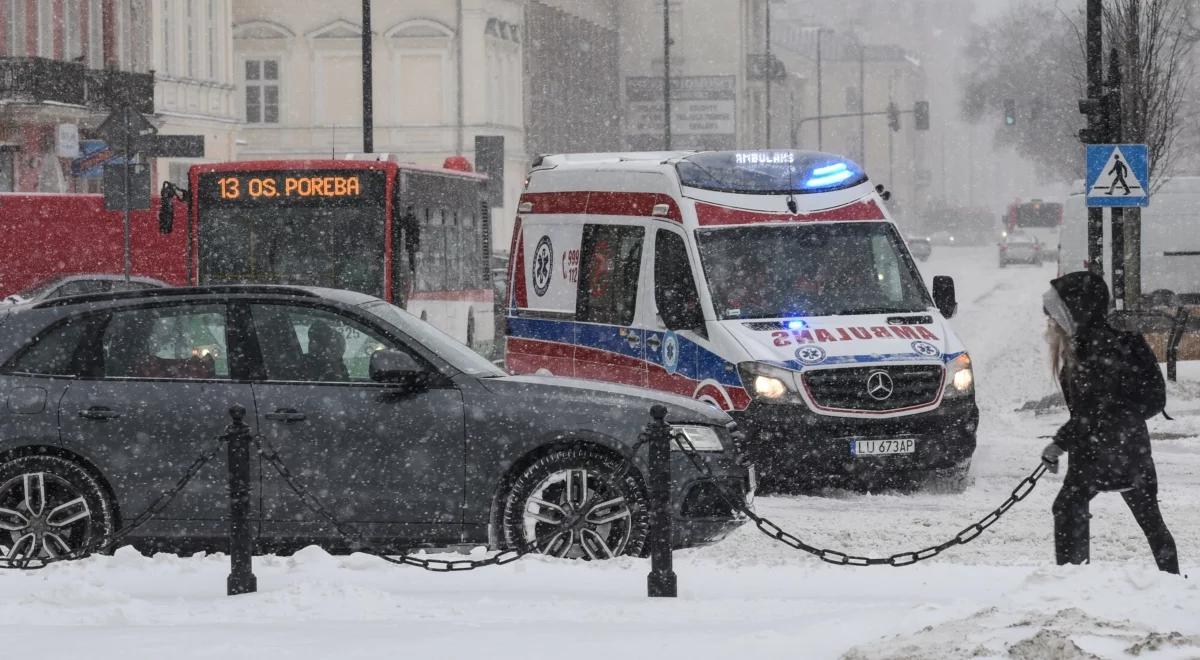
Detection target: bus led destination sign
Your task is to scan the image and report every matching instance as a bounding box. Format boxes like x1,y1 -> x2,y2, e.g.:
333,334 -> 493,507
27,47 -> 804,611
198,169 -> 385,206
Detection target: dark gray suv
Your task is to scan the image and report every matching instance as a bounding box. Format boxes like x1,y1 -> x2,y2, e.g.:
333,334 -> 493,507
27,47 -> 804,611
0,286 -> 749,562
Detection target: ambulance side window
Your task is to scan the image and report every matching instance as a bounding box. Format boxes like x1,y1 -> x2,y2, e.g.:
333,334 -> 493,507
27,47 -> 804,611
577,225 -> 644,326
654,230 -> 704,334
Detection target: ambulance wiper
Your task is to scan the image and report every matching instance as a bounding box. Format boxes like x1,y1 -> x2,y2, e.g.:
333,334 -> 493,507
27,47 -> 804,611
786,192 -> 799,214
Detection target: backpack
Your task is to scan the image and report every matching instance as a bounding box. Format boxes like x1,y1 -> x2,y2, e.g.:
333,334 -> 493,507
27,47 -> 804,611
1117,331 -> 1167,420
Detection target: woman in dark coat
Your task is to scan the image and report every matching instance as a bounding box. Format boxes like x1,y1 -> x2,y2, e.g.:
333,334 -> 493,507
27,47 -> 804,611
1041,271 -> 1179,573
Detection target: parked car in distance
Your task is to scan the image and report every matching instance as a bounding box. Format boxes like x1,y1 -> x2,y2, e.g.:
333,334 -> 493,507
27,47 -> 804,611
998,232 -> 1043,267
2,273 -> 168,305
0,285 -> 750,562
929,230 -> 957,246
906,235 -> 933,262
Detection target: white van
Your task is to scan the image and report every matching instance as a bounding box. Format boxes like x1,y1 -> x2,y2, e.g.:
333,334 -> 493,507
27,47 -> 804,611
504,150 -> 977,487
1060,177 -> 1200,298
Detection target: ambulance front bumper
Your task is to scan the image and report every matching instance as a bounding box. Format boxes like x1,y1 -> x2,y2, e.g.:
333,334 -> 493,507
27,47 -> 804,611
732,395 -> 978,486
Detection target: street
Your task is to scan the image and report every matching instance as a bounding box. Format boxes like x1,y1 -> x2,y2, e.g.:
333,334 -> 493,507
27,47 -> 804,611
2,246 -> 1197,660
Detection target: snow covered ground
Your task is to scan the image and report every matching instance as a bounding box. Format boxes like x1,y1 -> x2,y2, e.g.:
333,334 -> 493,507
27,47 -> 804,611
3,247 -> 1197,659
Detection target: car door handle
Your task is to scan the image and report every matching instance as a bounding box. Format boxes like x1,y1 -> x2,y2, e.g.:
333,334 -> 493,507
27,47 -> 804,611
646,335 -> 662,351
625,334 -> 642,347
78,406 -> 121,421
265,408 -> 306,423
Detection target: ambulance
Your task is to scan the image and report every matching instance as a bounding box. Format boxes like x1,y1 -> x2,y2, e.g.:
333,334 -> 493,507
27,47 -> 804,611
504,150 -> 977,488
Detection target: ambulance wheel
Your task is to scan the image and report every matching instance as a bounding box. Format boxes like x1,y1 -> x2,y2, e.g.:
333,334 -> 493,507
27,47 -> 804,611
501,446 -> 649,560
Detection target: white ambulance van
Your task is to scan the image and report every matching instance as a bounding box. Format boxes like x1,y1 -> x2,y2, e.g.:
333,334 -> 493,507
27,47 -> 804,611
505,150 -> 977,487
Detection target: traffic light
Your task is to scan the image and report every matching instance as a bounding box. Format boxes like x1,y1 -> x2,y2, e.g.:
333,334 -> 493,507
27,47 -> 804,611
913,101 -> 930,130
1003,98 -> 1016,126
887,102 -> 901,132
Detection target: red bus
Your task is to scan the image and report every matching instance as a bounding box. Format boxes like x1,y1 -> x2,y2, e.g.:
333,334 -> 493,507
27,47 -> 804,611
1003,199 -> 1063,258
171,158 -> 495,353
0,192 -> 188,298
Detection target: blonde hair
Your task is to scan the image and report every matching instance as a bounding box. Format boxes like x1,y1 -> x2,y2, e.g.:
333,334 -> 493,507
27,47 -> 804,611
1045,317 -> 1076,380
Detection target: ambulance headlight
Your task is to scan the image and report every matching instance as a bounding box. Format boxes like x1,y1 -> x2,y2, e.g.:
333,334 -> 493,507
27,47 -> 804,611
737,362 -> 802,403
944,354 -> 974,397
670,425 -> 725,452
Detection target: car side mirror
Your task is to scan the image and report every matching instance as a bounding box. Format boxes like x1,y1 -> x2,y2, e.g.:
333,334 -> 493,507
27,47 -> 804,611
158,196 -> 174,234
933,275 -> 957,319
369,349 -> 426,386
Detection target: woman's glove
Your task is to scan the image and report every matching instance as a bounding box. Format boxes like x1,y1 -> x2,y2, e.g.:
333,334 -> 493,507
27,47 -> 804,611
1041,443 -> 1065,473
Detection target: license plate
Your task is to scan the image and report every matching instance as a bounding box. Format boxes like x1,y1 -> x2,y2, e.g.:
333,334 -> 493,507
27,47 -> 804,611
850,438 -> 916,457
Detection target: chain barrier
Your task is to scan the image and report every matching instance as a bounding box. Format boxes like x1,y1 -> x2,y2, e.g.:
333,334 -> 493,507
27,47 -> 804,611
2,413 -> 1047,573
671,431 -> 1048,566
254,434 -> 573,572
0,440 -> 224,571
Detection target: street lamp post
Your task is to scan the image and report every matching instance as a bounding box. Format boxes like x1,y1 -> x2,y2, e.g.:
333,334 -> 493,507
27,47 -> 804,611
663,0 -> 672,150
765,0 -> 772,147
816,28 -> 823,150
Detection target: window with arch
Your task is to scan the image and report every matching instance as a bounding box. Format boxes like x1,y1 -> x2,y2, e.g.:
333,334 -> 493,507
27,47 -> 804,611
234,21 -> 293,124
387,20 -> 454,125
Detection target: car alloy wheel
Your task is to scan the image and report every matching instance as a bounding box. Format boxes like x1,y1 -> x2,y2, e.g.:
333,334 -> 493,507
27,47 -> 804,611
502,447 -> 649,560
0,456 -> 114,564
524,467 -> 633,559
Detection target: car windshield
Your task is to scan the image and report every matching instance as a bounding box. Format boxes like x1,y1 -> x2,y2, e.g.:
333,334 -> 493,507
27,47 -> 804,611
360,300 -> 505,378
695,222 -> 930,319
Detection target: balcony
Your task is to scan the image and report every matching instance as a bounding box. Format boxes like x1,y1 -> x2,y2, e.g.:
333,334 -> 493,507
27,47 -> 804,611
0,57 -> 154,114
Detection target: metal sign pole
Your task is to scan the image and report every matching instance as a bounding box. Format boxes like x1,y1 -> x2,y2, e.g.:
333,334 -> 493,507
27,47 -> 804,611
122,107 -> 132,282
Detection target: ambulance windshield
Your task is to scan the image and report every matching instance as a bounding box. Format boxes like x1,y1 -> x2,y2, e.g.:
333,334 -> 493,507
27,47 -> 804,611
676,150 -> 867,195
696,222 -> 930,320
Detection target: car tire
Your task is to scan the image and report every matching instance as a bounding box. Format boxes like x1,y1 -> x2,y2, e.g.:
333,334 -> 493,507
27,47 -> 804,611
501,446 -> 649,559
0,454 -> 116,563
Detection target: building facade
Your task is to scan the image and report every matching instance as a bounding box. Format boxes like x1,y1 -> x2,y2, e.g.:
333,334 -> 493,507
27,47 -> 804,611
0,0 -> 152,192
230,0 -> 529,247
149,0 -> 238,186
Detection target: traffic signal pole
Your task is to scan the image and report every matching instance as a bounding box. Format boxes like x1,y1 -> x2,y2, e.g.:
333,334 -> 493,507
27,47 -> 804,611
1085,0 -> 1104,278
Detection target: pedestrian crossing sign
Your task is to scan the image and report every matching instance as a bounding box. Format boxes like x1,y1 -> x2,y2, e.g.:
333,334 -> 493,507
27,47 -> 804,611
1085,144 -> 1149,207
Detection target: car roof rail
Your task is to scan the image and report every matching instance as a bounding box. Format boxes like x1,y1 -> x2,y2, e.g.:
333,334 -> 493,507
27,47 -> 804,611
32,285 -> 322,309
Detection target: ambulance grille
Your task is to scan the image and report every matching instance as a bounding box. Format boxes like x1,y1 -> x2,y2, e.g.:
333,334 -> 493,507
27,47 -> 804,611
802,365 -> 944,412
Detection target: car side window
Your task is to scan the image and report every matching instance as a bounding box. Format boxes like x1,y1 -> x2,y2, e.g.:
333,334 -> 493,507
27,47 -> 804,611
577,224 -> 645,325
100,305 -> 229,379
3,317 -> 93,376
249,304 -> 401,383
56,280 -> 110,298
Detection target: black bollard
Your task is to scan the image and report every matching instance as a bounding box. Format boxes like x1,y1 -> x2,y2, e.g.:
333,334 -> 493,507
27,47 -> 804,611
225,404 -> 257,596
646,404 -> 677,598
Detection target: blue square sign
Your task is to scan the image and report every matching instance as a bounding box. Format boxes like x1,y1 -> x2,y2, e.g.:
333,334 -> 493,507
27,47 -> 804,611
1085,144 -> 1149,207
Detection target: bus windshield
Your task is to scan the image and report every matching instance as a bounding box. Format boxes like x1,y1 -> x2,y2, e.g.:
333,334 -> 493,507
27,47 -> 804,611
196,169 -> 389,298
695,223 -> 930,320
199,205 -> 386,297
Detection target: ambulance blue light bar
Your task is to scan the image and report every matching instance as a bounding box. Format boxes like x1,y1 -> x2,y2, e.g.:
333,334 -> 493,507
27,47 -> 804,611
804,162 -> 855,189
675,150 -> 868,195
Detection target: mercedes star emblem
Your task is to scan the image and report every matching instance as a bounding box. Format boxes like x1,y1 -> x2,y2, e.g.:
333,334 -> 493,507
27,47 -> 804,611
866,370 -> 895,401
